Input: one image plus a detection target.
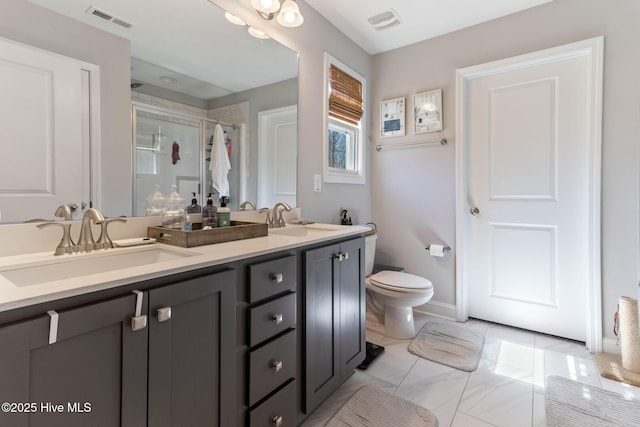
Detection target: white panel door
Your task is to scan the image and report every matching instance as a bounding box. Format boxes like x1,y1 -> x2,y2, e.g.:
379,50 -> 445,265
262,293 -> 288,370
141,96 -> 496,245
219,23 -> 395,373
457,38 -> 603,343
258,105 -> 297,208
0,37 -> 92,223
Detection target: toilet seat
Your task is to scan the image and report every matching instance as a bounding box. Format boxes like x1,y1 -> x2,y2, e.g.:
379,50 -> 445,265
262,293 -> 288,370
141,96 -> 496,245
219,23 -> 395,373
369,271 -> 432,293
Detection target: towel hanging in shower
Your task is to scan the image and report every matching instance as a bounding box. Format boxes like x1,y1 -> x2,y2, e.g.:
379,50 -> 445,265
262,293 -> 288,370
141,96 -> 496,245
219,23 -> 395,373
209,124 -> 231,197
172,142 -> 180,165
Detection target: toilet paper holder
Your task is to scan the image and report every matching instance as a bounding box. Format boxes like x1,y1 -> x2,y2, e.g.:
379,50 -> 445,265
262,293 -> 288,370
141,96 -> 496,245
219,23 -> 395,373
425,244 -> 451,253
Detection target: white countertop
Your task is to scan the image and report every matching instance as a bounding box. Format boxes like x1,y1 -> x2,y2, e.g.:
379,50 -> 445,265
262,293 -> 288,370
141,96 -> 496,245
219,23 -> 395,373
0,224 -> 368,312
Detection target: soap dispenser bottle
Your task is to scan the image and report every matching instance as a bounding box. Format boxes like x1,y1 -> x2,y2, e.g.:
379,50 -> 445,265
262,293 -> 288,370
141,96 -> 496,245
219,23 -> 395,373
202,194 -> 217,228
217,197 -> 231,227
186,192 -> 201,214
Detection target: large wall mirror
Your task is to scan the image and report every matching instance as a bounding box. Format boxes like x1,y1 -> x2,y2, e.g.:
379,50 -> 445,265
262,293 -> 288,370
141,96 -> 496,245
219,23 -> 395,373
1,0 -> 297,223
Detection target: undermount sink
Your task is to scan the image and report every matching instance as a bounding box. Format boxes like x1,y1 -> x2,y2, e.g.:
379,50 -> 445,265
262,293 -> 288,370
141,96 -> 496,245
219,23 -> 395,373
0,245 -> 197,287
268,224 -> 344,237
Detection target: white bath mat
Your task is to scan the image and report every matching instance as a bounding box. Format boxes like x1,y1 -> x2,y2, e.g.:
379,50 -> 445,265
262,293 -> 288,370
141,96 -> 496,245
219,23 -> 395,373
324,386 -> 438,427
408,319 -> 484,371
545,375 -> 640,426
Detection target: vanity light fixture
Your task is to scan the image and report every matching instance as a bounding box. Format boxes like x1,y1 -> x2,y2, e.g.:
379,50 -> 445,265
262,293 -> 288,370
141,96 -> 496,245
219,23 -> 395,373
252,0 -> 304,28
225,11 -> 271,39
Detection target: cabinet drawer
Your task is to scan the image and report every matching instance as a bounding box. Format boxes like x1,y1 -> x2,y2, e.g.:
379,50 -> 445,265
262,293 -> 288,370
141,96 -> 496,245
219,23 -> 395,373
248,255 -> 297,303
249,380 -> 297,427
249,330 -> 296,406
249,292 -> 296,346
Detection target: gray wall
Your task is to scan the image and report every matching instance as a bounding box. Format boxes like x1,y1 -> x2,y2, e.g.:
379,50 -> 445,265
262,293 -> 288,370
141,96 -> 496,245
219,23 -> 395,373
0,0 -> 133,218
371,0 -> 640,343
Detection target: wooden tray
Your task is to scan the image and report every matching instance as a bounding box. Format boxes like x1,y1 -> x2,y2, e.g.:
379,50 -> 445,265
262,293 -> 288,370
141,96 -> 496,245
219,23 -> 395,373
148,221 -> 268,248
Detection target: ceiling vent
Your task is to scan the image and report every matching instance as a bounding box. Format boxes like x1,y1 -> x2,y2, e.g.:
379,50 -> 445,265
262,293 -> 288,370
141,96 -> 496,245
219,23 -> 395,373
85,6 -> 132,29
367,9 -> 401,31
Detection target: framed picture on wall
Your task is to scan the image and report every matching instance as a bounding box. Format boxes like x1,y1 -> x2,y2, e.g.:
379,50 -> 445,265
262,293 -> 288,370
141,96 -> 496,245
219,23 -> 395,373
414,89 -> 443,133
380,97 -> 405,138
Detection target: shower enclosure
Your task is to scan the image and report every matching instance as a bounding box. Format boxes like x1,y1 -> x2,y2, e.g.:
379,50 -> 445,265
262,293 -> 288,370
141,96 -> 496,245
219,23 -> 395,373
132,103 -> 239,216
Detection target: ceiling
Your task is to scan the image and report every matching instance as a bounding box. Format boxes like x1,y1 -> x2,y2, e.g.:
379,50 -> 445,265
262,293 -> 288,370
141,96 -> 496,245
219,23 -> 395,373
304,0 -> 553,54
28,0 -> 298,99
27,0 -> 554,99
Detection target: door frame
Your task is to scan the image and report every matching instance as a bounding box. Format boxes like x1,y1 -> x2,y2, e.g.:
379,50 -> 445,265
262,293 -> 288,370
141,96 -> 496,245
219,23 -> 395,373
454,37 -> 604,351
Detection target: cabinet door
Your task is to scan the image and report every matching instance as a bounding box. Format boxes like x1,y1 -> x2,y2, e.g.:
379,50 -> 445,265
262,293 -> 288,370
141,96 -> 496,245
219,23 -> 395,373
339,238 -> 366,379
303,243 -> 340,413
0,293 -> 148,427
148,269 -> 236,427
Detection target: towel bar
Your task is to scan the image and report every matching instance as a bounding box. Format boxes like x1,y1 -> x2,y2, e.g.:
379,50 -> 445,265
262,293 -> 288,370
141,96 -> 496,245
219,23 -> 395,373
375,138 -> 447,152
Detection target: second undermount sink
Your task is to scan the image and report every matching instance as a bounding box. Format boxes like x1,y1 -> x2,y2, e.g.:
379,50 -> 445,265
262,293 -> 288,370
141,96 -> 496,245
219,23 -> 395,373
0,245 -> 197,287
268,223 -> 345,237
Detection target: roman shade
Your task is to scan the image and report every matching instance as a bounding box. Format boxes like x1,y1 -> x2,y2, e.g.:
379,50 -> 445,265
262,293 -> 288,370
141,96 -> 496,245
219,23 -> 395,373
328,64 -> 363,126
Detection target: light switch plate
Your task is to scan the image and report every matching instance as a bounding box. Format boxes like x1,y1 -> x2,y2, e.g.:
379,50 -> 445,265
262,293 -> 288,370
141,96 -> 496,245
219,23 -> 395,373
314,174 -> 322,192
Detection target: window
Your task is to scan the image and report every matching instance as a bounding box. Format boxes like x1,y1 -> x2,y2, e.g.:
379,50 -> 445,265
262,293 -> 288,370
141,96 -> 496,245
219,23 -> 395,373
323,53 -> 366,184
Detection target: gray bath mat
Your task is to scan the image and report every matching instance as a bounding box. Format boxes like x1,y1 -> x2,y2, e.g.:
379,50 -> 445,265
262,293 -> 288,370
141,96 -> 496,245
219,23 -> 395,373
545,375 -> 640,426
408,319 -> 484,371
325,386 -> 438,427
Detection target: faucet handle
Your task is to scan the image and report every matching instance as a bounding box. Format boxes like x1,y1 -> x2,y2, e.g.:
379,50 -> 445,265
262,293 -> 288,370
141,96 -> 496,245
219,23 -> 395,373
259,209 -> 274,228
96,218 -> 127,249
37,222 -> 77,255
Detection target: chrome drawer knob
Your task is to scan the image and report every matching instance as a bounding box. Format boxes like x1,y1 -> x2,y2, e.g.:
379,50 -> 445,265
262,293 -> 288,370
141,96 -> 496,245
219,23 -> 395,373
272,313 -> 283,325
272,360 -> 283,373
272,273 -> 284,283
272,415 -> 283,427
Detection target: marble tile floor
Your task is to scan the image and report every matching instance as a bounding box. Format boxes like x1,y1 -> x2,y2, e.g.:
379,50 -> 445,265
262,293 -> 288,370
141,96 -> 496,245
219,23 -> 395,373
301,312 -> 640,427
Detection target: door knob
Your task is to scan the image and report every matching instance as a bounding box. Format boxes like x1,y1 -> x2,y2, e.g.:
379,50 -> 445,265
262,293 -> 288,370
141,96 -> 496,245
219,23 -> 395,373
470,207 -> 480,216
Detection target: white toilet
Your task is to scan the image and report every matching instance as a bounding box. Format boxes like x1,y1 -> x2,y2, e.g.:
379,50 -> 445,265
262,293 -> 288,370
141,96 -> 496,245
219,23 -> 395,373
365,230 -> 434,339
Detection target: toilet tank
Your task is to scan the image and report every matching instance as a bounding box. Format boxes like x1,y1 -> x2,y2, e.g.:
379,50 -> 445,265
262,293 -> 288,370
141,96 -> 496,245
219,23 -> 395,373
365,232 -> 377,276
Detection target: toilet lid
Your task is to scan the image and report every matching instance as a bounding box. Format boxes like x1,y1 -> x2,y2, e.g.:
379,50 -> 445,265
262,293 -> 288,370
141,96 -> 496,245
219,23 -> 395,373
370,271 -> 433,292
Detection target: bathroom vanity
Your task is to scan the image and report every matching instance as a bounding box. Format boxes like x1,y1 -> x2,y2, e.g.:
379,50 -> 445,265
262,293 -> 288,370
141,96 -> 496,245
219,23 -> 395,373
0,222 -> 367,427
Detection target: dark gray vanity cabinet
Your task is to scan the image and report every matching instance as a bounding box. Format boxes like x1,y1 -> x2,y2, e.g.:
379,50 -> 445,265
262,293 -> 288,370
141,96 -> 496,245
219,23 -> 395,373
0,268 -> 236,427
244,254 -> 298,426
147,269 -> 236,427
0,292 -> 148,427
303,237 -> 366,414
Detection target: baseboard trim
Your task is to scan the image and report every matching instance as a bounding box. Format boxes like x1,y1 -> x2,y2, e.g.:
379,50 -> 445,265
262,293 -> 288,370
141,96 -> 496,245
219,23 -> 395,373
602,337 -> 621,355
414,300 -> 457,321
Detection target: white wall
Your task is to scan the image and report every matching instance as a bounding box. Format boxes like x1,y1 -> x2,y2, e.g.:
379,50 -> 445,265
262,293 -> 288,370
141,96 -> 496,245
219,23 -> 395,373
371,0 -> 640,341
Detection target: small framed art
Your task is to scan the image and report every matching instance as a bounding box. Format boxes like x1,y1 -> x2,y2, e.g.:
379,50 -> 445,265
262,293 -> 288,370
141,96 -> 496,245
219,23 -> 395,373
380,97 -> 405,138
414,89 -> 443,133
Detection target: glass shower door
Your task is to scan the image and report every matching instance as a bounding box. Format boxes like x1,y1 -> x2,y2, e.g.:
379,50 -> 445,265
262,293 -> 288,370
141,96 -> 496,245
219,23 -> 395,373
133,105 -> 202,216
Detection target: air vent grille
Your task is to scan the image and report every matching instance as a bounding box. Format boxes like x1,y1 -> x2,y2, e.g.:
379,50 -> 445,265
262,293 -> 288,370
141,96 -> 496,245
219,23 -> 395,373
85,6 -> 132,29
368,9 -> 401,31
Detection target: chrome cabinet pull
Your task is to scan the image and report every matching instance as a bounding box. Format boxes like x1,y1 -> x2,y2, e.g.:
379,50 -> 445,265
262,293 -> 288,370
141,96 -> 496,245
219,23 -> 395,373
272,273 -> 283,283
272,415 -> 283,427
470,207 -> 480,216
272,313 -> 283,325
335,252 -> 349,261
157,307 -> 172,322
271,360 -> 283,373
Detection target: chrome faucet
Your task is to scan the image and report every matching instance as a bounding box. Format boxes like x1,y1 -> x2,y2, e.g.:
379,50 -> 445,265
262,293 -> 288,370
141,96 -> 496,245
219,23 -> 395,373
239,200 -> 257,211
76,208 -> 105,252
272,202 -> 292,228
54,204 -> 73,221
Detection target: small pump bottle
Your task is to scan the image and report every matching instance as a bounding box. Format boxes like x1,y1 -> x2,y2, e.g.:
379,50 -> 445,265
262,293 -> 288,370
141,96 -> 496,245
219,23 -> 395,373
202,194 -> 217,228
217,198 -> 231,227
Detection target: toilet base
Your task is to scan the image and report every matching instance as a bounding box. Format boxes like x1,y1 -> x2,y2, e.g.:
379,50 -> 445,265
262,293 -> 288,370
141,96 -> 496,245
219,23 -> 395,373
384,305 -> 417,340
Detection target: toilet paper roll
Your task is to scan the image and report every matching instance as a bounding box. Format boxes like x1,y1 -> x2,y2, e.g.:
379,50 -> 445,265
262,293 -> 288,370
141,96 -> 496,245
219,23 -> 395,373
429,244 -> 445,257
619,296 -> 640,373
